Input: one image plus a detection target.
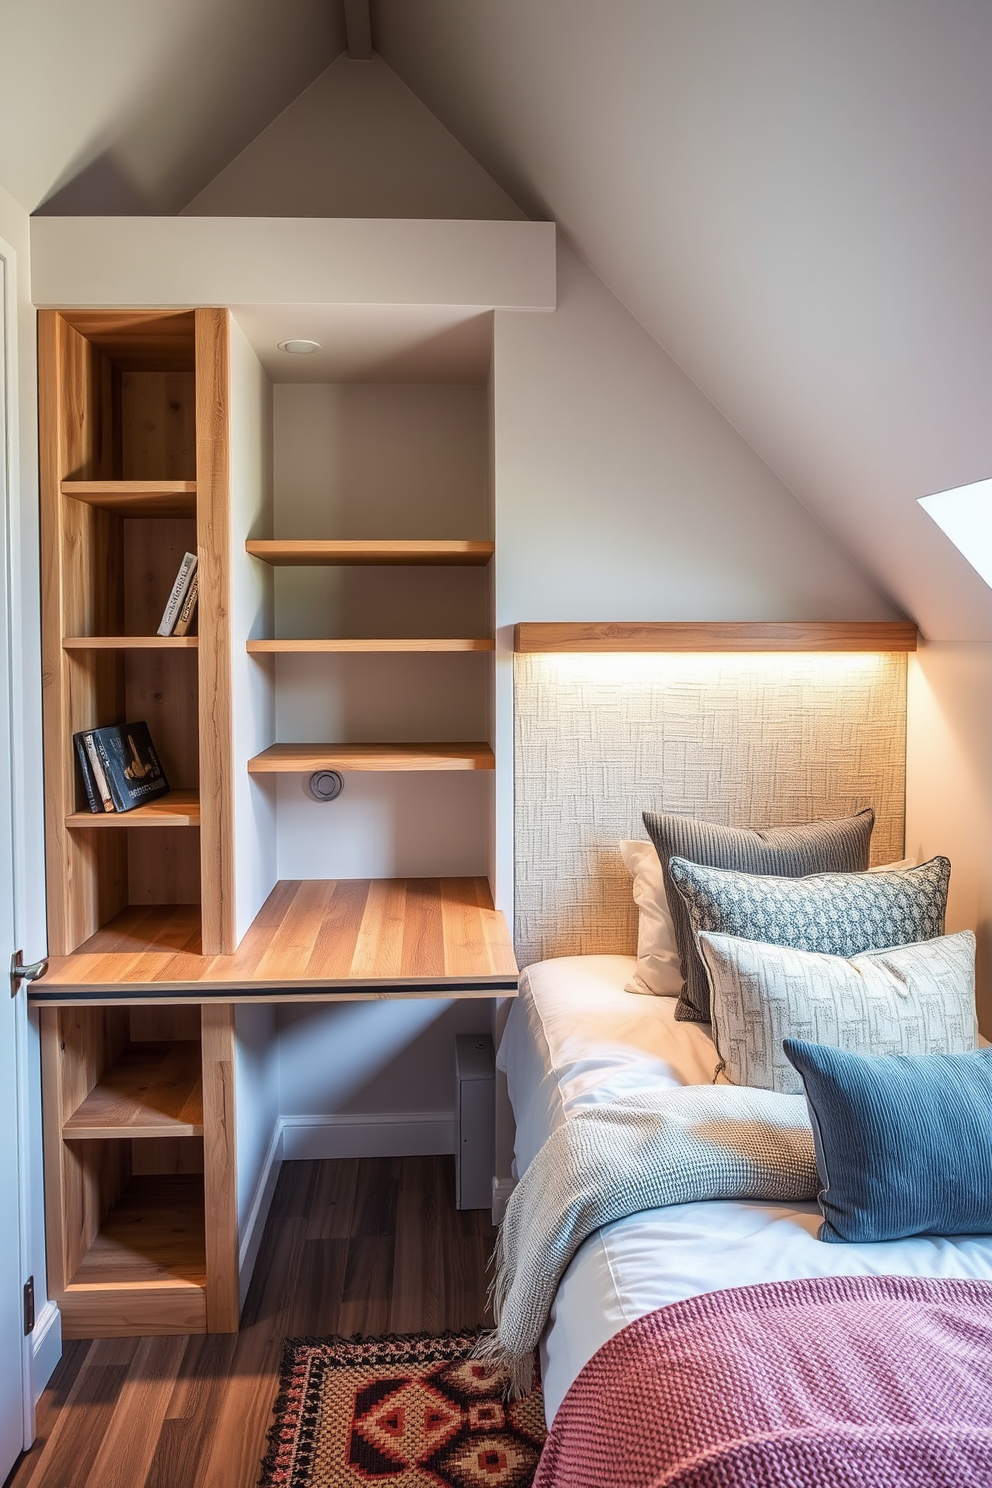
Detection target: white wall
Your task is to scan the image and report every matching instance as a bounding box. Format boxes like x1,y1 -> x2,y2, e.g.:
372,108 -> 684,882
271,382 -> 491,883
906,643 -> 992,1036
185,53 -> 522,220
0,181 -> 58,1405
491,238 -> 897,915
228,316 -> 278,942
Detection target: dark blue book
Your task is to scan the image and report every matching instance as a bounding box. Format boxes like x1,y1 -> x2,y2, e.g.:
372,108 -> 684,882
91,722 -> 170,812
71,731 -> 100,813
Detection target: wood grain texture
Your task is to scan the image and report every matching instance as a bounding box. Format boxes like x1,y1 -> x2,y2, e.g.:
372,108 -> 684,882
514,620 -> 920,652
195,309 -> 235,955
33,878 -> 518,1000
247,742 -> 495,772
62,482 -> 197,518
40,311 -> 127,954
66,790 -> 201,828
245,539 -> 495,566
63,636 -> 199,650
13,1157 -> 495,1488
200,1006 -> 239,1333
63,1042 -> 203,1138
120,371 -> 197,482
54,310 -> 197,371
246,637 -> 495,653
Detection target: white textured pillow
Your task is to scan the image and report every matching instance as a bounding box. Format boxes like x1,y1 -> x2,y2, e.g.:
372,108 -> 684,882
697,929 -> 978,1095
619,840 -> 682,996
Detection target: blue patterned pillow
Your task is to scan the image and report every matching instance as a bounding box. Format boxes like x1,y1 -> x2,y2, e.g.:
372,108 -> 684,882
668,856 -> 950,969
784,1039 -> 992,1242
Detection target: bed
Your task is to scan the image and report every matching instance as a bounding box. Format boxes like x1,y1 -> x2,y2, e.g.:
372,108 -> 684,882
496,953 -> 992,1475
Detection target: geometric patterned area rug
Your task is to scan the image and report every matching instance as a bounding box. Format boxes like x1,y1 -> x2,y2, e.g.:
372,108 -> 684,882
258,1331 -> 547,1488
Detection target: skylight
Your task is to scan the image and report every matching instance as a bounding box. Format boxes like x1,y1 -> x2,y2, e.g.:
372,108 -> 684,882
918,479 -> 992,590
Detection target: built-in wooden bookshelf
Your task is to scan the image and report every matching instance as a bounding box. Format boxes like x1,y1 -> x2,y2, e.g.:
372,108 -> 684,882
36,306 -> 517,1341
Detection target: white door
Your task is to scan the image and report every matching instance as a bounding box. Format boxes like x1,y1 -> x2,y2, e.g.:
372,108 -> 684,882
0,248 -> 28,1476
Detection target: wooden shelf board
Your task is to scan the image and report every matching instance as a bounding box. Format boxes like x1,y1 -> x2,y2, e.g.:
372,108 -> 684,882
247,637 -> 495,654
61,480 -> 197,518
62,635 -> 199,650
66,789 -> 201,829
246,539 -> 494,566
514,621 -> 920,653
248,742 -> 494,773
63,1042 -> 203,1139
32,879 -> 518,1002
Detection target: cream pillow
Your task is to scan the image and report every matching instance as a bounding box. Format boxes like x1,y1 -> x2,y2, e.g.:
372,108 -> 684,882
697,929 -> 978,1095
619,840 -> 682,996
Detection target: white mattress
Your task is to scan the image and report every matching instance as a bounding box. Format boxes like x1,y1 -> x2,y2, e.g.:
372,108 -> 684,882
498,954 -> 992,1424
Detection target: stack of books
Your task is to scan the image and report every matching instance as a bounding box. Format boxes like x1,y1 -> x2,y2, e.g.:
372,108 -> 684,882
158,552 -> 199,637
73,722 -> 171,814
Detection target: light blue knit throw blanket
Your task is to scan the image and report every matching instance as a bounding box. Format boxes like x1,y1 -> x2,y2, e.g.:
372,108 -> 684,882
477,1085 -> 818,1394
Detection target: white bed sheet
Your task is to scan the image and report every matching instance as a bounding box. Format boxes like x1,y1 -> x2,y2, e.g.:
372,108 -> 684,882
497,955 -> 992,1424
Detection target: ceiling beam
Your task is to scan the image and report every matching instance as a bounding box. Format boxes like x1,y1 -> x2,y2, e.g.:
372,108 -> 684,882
343,0 -> 372,59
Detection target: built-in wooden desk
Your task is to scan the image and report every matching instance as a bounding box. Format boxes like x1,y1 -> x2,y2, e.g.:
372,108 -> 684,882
31,877 -> 518,1005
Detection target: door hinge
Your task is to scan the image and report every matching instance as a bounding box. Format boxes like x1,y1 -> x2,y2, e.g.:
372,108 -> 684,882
10,950 -> 48,998
23,1276 -> 34,1336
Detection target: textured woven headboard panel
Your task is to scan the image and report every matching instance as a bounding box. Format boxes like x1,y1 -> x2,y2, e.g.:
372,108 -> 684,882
514,651 -> 907,967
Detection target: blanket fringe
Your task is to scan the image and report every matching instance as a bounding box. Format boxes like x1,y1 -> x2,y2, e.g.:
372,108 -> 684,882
471,1222 -> 534,1398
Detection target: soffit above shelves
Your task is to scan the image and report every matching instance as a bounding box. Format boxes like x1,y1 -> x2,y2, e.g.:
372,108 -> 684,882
32,217 -> 553,382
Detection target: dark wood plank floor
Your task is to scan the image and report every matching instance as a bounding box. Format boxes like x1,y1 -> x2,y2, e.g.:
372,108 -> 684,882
8,1156 -> 497,1488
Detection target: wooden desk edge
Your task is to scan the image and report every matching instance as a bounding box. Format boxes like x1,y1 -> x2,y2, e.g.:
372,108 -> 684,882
30,975 -> 520,1006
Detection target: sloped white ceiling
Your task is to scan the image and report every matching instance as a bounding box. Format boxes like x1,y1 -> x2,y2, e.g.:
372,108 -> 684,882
0,0 -> 345,213
373,0 -> 992,641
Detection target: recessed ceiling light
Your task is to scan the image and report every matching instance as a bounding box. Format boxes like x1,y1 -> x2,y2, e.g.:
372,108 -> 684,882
919,478 -> 992,589
277,338 -> 321,355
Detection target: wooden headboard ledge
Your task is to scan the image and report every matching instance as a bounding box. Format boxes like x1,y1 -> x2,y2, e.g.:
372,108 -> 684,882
514,621 -> 919,653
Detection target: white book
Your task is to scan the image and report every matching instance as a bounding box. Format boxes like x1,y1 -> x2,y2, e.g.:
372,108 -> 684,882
157,552 -> 198,636
172,570 -> 199,637
83,732 -> 115,812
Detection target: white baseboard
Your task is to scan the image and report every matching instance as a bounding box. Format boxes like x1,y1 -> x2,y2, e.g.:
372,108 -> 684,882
280,1111 -> 456,1161
491,1176 -> 515,1225
238,1121 -> 284,1309
30,1299 -> 61,1403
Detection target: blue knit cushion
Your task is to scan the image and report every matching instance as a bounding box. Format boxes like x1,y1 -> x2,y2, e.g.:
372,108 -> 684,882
783,1038 -> 992,1243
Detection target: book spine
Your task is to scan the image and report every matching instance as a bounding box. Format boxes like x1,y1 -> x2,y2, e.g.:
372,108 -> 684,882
93,732 -> 130,812
171,570 -> 199,637
157,551 -> 198,636
73,732 -> 99,813
83,732 -> 115,812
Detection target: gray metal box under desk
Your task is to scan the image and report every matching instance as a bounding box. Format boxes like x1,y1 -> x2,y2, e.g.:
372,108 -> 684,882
455,1034 -> 495,1210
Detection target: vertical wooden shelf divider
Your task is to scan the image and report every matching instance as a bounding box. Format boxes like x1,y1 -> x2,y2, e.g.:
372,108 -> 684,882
195,308 -> 236,956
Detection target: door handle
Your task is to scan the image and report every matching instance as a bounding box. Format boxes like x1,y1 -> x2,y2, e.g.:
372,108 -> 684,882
10,951 -> 48,997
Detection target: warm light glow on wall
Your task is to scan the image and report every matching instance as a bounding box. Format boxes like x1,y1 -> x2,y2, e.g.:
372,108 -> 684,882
527,649 -> 893,690
919,479 -> 992,589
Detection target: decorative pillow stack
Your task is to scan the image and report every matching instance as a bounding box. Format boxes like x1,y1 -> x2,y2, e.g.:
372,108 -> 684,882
641,808 -> 875,1021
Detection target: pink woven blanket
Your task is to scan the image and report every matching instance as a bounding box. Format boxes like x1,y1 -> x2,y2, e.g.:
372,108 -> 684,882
534,1275 -> 992,1487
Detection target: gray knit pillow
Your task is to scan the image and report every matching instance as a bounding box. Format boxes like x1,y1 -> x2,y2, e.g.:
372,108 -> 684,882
642,809 -> 874,1023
